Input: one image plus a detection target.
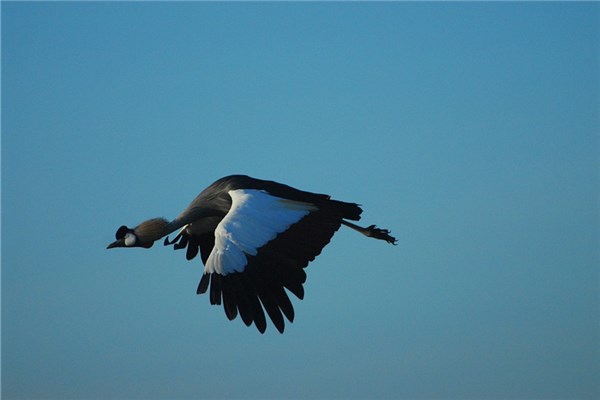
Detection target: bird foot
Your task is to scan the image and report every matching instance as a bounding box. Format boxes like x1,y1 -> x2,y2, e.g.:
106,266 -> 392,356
364,225 -> 398,245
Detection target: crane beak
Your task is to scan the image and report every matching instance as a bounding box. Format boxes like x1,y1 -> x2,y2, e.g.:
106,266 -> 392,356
106,239 -> 125,249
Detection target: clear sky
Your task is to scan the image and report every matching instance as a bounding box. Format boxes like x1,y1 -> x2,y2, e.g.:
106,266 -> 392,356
2,2 -> 598,399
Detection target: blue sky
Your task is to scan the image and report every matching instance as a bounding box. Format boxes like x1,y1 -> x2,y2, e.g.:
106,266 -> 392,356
2,2 -> 598,399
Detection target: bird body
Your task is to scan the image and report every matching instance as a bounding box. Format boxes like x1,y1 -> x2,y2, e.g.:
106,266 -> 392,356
108,175 -> 396,333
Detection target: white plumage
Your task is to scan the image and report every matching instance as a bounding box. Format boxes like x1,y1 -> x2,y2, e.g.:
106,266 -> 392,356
206,189 -> 316,275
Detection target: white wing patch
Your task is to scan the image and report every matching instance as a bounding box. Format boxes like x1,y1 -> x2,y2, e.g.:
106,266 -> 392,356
205,189 -> 317,276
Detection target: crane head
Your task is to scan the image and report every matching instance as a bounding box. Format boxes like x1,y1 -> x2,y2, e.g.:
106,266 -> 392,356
107,218 -> 168,249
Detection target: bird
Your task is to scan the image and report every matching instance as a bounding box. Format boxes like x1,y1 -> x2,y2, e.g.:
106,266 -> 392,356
107,175 -> 396,333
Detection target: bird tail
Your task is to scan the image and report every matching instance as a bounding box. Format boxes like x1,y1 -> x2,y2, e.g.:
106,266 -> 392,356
327,199 -> 362,221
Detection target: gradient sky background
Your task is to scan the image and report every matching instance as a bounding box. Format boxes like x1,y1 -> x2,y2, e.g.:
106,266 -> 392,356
2,2 -> 598,399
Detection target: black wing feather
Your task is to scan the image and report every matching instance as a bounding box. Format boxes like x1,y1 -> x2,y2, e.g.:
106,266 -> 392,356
220,277 -> 238,320
197,273 -> 210,294
229,274 -> 254,327
209,274 -> 222,306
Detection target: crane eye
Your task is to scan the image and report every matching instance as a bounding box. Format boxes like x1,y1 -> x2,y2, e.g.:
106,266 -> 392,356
124,232 -> 137,247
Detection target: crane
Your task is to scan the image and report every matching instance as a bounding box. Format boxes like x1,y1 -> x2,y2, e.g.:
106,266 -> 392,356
107,175 -> 396,333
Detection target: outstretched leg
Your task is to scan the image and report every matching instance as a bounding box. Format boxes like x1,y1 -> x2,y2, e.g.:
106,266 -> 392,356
341,220 -> 397,245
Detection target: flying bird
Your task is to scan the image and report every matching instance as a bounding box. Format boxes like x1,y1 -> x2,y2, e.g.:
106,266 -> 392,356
107,175 -> 396,333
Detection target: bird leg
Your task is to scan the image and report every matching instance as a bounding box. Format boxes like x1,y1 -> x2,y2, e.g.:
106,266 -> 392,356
341,220 -> 397,245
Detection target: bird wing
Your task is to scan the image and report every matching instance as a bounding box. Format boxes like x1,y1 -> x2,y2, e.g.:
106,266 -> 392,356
164,176 -> 363,334
198,188 -> 353,334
